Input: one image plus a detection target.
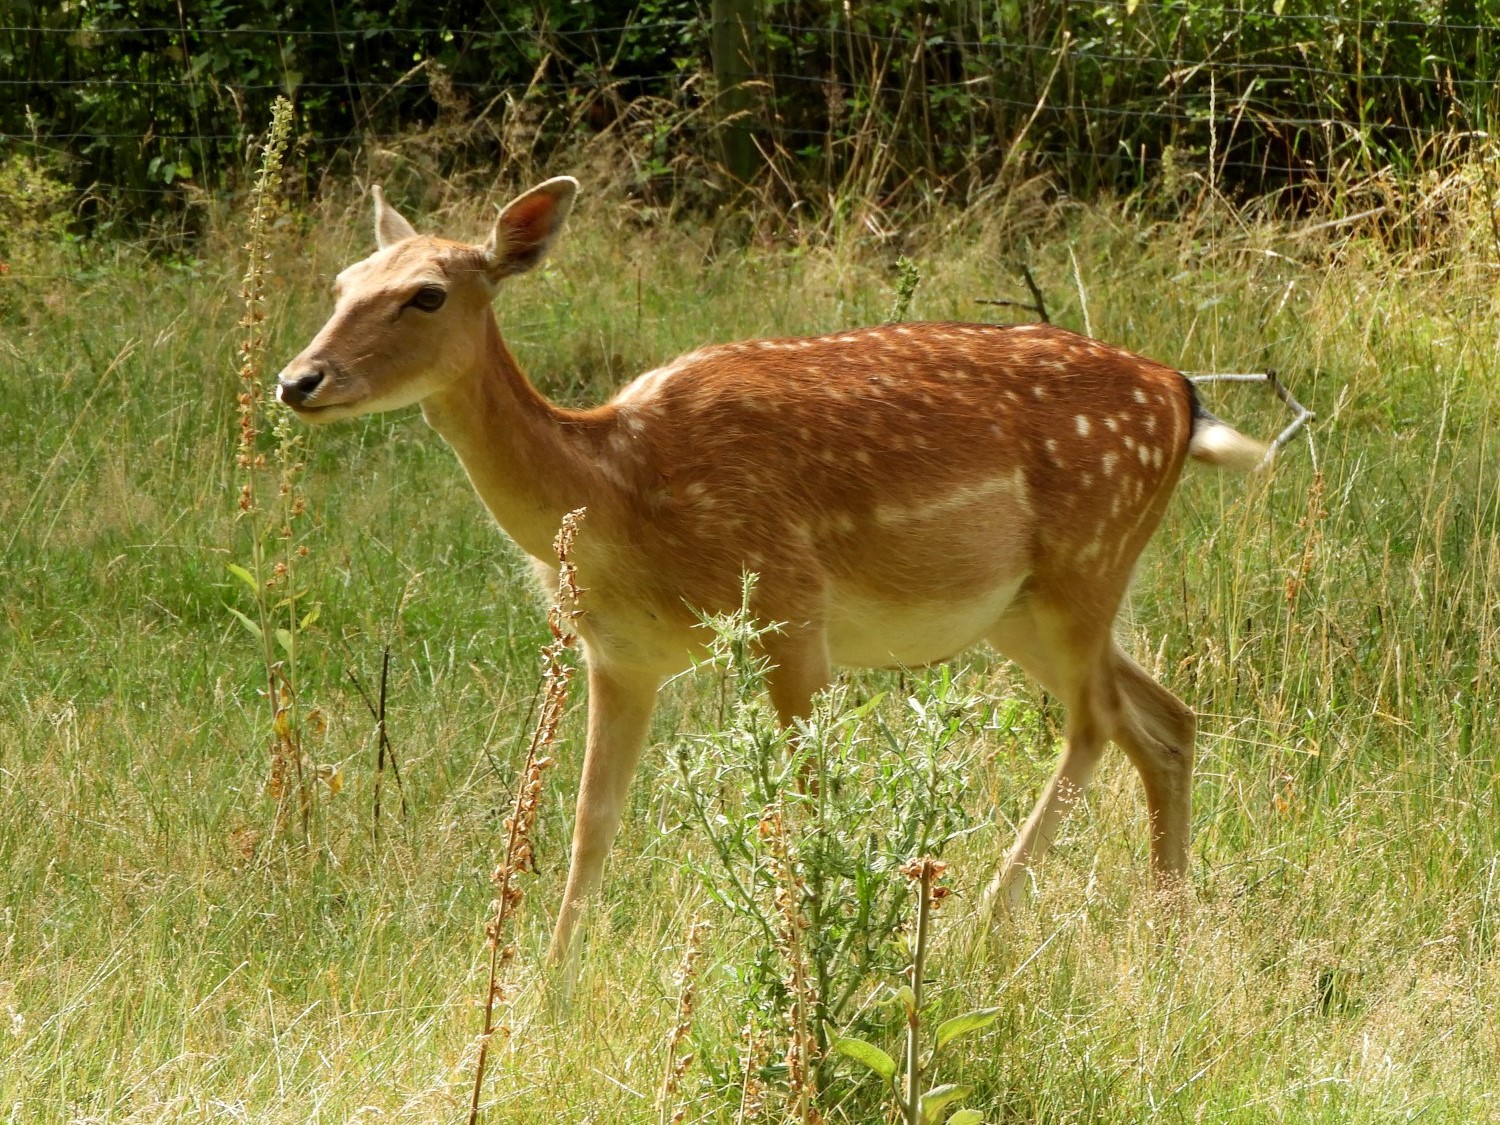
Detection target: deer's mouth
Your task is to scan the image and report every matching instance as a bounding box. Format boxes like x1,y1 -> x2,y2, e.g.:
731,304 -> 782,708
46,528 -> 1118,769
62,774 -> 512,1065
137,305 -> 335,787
277,393 -> 364,423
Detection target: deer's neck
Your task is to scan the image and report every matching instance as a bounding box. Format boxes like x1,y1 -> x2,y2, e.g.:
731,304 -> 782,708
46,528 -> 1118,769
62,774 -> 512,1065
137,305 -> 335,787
420,315 -> 608,563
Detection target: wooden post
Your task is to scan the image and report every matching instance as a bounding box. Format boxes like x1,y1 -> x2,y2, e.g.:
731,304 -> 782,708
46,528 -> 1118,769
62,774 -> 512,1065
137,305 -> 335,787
710,0 -> 758,187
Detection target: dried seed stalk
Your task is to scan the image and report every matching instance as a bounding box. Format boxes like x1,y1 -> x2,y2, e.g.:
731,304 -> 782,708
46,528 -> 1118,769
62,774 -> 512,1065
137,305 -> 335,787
760,806 -> 823,1125
658,918 -> 706,1125
234,96 -> 316,844
236,95 -> 294,515
735,1016 -> 771,1125
468,508 -> 586,1125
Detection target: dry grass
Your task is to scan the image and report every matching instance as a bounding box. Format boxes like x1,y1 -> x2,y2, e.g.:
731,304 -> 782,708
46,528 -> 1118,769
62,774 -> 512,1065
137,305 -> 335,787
2,162 -> 1499,1120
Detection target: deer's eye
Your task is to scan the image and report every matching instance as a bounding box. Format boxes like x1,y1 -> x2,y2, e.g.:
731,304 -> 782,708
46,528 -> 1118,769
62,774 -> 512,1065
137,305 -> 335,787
407,285 -> 447,312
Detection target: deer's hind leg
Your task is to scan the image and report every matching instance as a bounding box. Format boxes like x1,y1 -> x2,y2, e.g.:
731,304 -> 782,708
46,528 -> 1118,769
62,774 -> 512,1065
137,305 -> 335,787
981,581 -> 1197,911
1108,644 -> 1196,883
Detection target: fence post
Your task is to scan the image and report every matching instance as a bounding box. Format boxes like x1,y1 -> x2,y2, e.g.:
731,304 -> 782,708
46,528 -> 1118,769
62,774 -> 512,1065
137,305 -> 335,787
710,0 -> 759,187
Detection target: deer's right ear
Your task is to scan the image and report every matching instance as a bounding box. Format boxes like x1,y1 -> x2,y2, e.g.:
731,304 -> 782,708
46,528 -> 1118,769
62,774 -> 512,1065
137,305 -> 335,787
372,185 -> 418,249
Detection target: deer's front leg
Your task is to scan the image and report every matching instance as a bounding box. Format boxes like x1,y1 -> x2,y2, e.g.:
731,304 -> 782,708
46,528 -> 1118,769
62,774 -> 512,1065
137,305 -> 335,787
547,660 -> 662,966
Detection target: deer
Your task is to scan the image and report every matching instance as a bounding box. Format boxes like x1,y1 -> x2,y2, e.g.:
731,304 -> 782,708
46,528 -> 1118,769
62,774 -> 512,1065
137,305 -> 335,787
276,177 -> 1269,965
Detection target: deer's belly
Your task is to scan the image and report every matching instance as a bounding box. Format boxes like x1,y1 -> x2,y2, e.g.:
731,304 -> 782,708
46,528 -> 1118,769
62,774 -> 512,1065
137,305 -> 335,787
824,576 -> 1025,668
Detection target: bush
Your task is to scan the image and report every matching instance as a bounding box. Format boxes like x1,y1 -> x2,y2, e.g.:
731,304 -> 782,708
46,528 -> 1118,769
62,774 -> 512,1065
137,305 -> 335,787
7,2 -> 1499,223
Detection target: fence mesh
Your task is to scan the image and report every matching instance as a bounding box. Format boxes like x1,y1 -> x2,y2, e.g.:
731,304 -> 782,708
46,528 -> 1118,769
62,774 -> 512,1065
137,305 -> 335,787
2,3 -> 1498,226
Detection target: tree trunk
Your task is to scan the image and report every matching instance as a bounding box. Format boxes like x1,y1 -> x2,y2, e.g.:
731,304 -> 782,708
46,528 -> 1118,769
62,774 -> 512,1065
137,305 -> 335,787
710,0 -> 759,187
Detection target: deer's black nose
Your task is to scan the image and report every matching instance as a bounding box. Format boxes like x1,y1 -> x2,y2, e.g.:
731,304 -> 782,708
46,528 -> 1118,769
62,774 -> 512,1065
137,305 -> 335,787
277,369 -> 326,407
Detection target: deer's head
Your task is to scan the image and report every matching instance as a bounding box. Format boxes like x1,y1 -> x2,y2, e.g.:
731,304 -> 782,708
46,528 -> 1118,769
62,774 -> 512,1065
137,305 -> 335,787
276,177 -> 577,422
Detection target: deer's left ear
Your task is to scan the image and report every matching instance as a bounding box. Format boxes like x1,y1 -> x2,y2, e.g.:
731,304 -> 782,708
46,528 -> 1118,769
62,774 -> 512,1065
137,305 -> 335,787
372,185 -> 418,249
482,177 -> 578,281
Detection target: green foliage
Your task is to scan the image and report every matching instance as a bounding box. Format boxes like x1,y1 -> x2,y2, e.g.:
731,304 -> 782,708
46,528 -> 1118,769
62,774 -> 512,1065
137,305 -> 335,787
0,149 -> 72,316
933,1006 -> 1003,1050
8,2 -> 1500,224
0,150 -> 70,250
0,0 -> 705,224
832,1034 -> 898,1082
746,0 -> 1500,207
834,861 -> 997,1124
667,589 -> 988,1100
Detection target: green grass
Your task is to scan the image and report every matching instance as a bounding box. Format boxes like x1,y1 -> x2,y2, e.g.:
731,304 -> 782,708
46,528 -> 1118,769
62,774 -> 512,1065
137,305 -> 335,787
3,181 -> 1500,1122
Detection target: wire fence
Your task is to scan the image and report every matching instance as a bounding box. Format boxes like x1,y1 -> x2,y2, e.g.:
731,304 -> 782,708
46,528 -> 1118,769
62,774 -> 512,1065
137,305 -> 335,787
2,4 -> 1498,227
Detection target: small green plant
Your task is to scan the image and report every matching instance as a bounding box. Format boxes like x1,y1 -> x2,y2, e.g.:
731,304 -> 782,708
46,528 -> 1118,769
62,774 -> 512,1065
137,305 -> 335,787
0,149 -> 73,319
886,255 -> 921,323
832,857 -> 997,1125
669,579 -> 985,1108
0,150 -> 70,254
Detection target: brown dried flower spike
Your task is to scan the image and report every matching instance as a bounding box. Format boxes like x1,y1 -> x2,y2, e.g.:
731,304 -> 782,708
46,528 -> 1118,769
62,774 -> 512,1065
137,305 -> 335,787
468,507 -> 586,1125
899,857 -> 951,907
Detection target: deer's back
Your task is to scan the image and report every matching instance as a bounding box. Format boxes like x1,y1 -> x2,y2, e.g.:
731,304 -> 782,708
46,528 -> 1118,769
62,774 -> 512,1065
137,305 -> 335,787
578,322 -> 1194,665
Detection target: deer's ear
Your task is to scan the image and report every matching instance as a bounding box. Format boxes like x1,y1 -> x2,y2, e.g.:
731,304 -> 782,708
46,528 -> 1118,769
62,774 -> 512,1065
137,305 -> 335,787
372,185 -> 418,249
482,177 -> 578,280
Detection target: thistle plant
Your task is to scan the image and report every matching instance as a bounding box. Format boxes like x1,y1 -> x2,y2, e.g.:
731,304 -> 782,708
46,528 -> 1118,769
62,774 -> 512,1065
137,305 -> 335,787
667,584 -> 987,1112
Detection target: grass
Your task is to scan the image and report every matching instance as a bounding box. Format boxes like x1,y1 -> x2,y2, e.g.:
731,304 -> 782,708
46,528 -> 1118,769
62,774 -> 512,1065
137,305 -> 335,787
3,175 -> 1500,1122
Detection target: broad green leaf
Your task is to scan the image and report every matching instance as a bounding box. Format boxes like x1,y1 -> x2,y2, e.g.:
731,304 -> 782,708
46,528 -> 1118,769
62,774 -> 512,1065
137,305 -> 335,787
226,563 -> 260,593
947,1110 -> 985,1125
935,1006 -> 1003,1048
299,605 -> 320,630
920,1083 -> 970,1125
274,628 -> 294,655
833,1037 -> 898,1083
228,607 -> 262,639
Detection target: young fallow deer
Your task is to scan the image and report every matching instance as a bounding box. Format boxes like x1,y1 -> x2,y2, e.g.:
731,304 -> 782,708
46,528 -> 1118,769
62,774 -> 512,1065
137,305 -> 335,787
278,178 -> 1267,963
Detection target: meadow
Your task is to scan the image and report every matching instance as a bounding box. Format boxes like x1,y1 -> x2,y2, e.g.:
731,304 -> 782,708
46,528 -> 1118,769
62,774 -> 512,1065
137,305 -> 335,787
3,168 -> 1499,1122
